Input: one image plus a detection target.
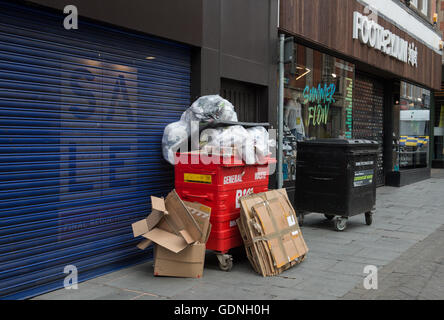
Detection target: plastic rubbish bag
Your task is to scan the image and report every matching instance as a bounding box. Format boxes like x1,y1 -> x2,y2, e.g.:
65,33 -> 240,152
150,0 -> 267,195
162,95 -> 239,164
247,126 -> 271,164
200,125 -> 272,164
162,120 -> 189,164
200,125 -> 247,160
189,95 -> 238,122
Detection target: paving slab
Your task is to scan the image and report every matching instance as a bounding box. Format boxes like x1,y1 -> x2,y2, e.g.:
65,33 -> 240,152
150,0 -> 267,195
342,224 -> 444,300
34,169 -> 444,300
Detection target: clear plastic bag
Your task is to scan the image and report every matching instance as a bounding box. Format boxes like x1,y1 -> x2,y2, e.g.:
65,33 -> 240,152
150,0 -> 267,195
162,95 -> 238,164
200,125 -> 272,164
200,125 -> 246,160
247,126 -> 271,164
161,120 -> 189,164
189,95 -> 238,122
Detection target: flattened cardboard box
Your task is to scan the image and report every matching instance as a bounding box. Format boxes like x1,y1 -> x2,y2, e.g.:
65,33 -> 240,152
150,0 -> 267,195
238,188 -> 308,276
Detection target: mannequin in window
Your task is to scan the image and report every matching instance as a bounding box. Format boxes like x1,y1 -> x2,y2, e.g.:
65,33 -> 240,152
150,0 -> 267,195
284,97 -> 305,141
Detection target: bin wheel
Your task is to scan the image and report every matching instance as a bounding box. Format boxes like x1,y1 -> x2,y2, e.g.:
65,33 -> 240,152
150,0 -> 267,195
297,214 -> 304,226
365,212 -> 373,226
334,217 -> 347,232
217,254 -> 233,272
324,214 -> 335,221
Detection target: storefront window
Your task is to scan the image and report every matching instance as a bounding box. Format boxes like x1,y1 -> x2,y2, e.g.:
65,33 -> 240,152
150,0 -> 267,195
435,103 -> 444,161
282,44 -> 355,182
394,81 -> 431,170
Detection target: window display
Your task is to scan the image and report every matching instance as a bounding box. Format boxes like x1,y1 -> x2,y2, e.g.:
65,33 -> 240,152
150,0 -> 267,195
434,104 -> 444,161
394,81 -> 430,170
282,44 -> 355,182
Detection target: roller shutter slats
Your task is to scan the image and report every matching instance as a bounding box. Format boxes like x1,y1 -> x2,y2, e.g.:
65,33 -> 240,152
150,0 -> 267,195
0,1 -> 190,299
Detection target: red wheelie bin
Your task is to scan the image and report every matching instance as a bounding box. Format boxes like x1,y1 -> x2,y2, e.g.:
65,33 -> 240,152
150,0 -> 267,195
175,152 -> 275,271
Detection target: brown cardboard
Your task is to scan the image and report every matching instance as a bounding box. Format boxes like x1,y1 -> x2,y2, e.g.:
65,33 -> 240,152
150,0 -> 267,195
179,230 -> 194,244
203,224 -> 212,244
238,189 -> 308,276
131,209 -> 164,237
133,190 -> 205,252
136,239 -> 152,250
184,201 -> 211,243
151,195 -> 167,213
253,199 -> 301,268
146,209 -> 164,229
154,243 -> 206,278
131,219 -> 150,237
143,228 -> 188,253
163,190 -> 202,242
151,201 -> 211,278
131,190 -> 212,278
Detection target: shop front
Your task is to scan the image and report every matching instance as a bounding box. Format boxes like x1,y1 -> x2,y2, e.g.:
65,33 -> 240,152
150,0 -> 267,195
279,0 -> 442,202
282,44 -> 356,196
388,81 -> 433,184
433,66 -> 444,168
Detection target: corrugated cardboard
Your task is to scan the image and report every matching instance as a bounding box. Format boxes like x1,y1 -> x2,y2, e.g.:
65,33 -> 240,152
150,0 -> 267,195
143,228 -> 188,253
133,190 -> 204,253
132,211 -> 163,236
153,201 -> 212,278
154,243 -> 206,278
136,239 -> 152,250
184,201 -> 211,243
238,188 -> 308,276
130,190 -> 212,278
163,190 -> 202,243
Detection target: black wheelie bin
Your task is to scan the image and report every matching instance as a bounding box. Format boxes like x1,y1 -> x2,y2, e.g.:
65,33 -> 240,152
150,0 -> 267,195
295,139 -> 379,231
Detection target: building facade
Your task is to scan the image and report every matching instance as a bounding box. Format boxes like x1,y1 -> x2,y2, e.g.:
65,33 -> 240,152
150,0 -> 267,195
0,0 -> 442,299
432,0 -> 444,168
279,0 -> 442,204
0,0 -> 278,299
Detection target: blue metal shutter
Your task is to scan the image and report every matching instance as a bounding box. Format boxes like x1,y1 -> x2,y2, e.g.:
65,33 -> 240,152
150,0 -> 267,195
0,1 -> 190,299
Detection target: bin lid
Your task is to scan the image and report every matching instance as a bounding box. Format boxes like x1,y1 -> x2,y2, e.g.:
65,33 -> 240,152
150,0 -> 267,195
298,138 -> 379,146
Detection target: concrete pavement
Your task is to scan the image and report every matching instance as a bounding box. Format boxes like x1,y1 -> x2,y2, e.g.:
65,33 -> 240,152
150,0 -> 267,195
33,169 -> 444,300
342,224 -> 444,300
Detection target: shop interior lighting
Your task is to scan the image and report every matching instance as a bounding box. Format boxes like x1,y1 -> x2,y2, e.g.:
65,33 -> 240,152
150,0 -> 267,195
294,66 -> 311,80
331,73 -> 337,78
145,56 -> 156,60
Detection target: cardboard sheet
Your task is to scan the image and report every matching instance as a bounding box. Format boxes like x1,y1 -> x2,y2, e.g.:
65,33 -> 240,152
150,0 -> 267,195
143,228 -> 188,253
238,189 -> 308,276
154,243 -> 206,278
164,190 -> 202,242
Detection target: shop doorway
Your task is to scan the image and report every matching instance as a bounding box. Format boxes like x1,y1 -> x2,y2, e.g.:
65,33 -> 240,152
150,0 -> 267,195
220,78 -> 267,123
353,73 -> 385,186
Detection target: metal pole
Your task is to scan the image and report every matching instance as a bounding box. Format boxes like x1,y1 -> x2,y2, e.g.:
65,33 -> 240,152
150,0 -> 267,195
278,33 -> 284,189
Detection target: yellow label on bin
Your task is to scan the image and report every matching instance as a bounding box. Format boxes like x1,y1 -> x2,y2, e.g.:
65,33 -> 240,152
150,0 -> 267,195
184,173 -> 212,184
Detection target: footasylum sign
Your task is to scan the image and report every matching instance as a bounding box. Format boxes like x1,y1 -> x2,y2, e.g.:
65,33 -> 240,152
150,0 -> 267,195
353,11 -> 418,68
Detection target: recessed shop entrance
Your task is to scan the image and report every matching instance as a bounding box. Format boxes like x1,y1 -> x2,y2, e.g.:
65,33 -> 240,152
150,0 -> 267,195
220,78 -> 267,123
353,72 -> 385,186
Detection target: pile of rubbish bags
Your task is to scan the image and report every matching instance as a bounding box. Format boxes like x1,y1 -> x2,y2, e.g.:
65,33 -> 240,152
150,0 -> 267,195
162,95 -> 273,164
